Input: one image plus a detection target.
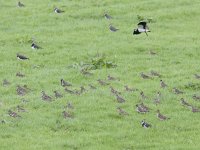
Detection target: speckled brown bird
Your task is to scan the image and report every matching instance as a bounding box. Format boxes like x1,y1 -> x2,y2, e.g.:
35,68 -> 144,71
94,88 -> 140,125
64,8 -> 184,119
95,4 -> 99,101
136,104 -> 149,113
107,75 -> 120,81
54,91 -> 63,98
140,72 -> 151,79
150,70 -> 161,77
110,86 -> 121,95
17,85 -> 27,96
156,110 -> 170,120
173,88 -> 184,94
192,94 -> 200,101
8,110 -> 20,118
2,79 -> 10,86
117,107 -> 129,115
116,94 -> 125,103
41,91 -> 52,101
62,111 -> 72,119
97,79 -> 109,86
180,98 -> 191,107
16,72 -> 25,77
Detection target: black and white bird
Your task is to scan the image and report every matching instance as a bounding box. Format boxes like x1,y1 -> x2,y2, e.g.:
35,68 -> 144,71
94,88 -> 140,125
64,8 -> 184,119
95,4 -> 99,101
109,24 -> 119,32
54,7 -> 64,13
17,54 -> 29,60
133,21 -> 150,36
141,120 -> 151,128
61,79 -> 72,87
18,1 -> 24,7
31,43 -> 41,49
104,13 -> 112,20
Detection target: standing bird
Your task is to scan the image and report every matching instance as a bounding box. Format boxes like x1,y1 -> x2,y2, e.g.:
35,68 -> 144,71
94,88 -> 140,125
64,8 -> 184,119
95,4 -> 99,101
109,24 -> 119,32
117,107 -> 129,115
8,110 -> 20,118
141,120 -> 151,128
140,72 -> 151,79
154,91 -> 161,105
97,79 -> 109,86
191,106 -> 200,113
54,91 -> 63,98
54,7 -> 64,13
88,84 -> 96,90
110,86 -> 121,95
136,104 -> 149,113
194,74 -> 200,79
192,94 -> 200,101
62,111 -> 72,119
173,88 -> 184,94
140,91 -> 148,100
104,13 -> 112,20
18,1 -> 24,7
41,91 -> 52,101
61,79 -> 72,87
115,94 -> 125,103
149,50 -> 157,55
17,54 -> 29,60
133,21 -> 150,36
124,85 -> 137,92
150,70 -> 161,77
160,80 -> 167,88
16,72 -> 25,77
107,75 -> 119,81
156,110 -> 170,121
2,79 -> 10,86
180,98 -> 191,107
31,43 -> 41,49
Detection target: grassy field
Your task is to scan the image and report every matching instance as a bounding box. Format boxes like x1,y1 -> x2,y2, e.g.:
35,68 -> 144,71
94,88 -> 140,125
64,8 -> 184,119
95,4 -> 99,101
0,0 -> 200,149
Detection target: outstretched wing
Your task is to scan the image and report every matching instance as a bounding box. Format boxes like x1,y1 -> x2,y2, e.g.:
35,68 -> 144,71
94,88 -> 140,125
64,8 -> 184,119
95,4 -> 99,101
138,21 -> 148,30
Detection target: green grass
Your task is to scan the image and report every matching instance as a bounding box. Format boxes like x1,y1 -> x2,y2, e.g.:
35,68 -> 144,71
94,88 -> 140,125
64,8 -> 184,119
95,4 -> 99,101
0,0 -> 200,149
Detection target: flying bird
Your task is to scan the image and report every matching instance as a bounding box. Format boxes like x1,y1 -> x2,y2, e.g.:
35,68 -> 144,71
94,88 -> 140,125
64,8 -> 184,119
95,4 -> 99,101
133,21 -> 150,36
109,24 -> 119,32
17,54 -> 29,60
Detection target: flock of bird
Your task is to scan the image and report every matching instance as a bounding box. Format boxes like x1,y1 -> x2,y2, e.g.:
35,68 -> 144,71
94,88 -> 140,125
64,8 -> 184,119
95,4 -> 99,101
1,1 -> 200,129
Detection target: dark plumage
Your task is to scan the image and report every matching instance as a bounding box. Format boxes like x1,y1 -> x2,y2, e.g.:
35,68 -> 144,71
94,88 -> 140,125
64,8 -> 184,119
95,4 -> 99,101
140,91 -> 148,100
31,43 -> 41,49
173,88 -> 184,94
141,120 -> 151,128
17,54 -> 29,60
191,106 -> 200,113
133,21 -> 150,36
88,84 -> 96,90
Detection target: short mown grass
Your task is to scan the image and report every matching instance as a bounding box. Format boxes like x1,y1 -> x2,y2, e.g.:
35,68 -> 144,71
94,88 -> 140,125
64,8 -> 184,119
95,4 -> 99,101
0,0 -> 200,149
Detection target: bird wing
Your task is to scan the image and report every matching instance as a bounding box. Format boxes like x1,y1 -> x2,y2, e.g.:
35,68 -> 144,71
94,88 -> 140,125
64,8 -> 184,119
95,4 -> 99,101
138,21 -> 149,30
